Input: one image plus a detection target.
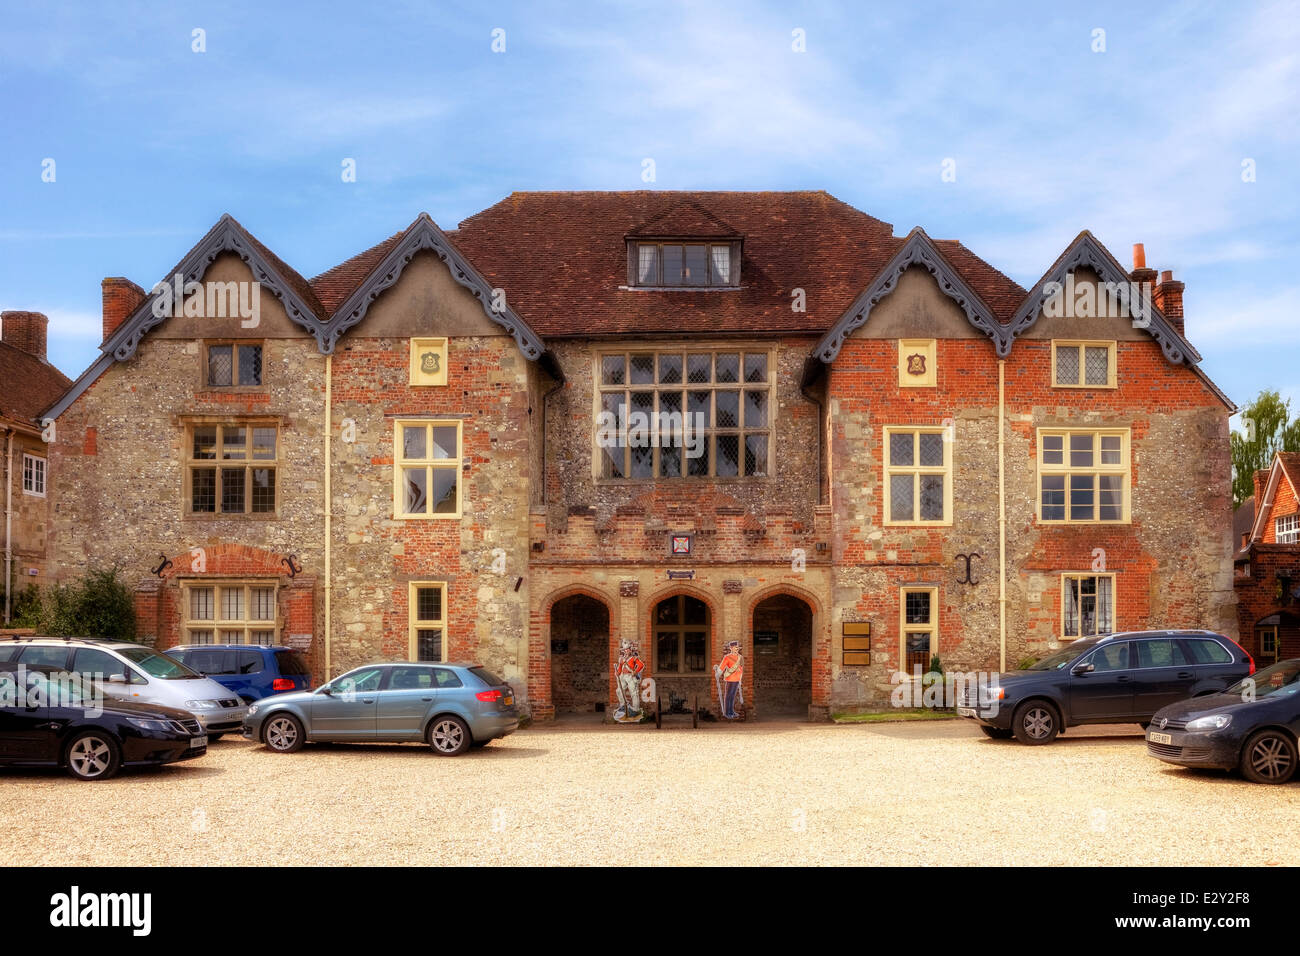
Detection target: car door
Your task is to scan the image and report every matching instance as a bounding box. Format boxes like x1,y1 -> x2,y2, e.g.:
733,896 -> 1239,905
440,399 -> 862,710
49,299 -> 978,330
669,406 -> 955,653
1180,637 -> 1241,690
310,666 -> 384,738
1068,641 -> 1134,720
1131,638 -> 1194,714
375,666 -> 439,739
231,648 -> 265,700
0,669 -> 47,759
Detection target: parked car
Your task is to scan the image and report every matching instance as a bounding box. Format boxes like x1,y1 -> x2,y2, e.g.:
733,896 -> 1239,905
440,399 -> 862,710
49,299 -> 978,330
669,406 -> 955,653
164,644 -> 312,703
1146,658 -> 1300,784
0,663 -> 207,780
957,630 -> 1254,744
243,661 -> 519,756
5,637 -> 248,739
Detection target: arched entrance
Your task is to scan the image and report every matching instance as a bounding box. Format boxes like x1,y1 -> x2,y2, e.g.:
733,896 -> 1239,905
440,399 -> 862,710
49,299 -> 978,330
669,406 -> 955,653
751,594 -> 813,718
549,594 -> 611,716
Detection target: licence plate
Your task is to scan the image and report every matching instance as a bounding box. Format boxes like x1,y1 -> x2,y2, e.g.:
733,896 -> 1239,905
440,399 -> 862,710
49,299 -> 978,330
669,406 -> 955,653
190,735 -> 208,749
504,696 -> 514,706
1148,732 -> 1172,745
956,707 -> 976,717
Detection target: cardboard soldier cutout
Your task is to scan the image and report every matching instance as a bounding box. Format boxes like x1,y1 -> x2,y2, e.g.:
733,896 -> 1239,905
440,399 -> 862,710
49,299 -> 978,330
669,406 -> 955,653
714,640 -> 744,719
613,640 -> 645,722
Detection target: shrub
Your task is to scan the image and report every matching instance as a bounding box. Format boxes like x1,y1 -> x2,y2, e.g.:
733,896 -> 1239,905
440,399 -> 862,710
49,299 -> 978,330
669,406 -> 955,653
7,568 -> 136,640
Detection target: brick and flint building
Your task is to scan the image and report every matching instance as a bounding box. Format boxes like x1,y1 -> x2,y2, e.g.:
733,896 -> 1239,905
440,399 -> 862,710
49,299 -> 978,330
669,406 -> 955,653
39,192 -> 1238,717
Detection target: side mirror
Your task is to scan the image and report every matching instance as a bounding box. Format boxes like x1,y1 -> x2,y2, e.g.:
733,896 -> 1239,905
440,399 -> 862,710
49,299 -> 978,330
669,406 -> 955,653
108,673 -> 128,684
317,685 -> 333,696
1071,662 -> 1094,676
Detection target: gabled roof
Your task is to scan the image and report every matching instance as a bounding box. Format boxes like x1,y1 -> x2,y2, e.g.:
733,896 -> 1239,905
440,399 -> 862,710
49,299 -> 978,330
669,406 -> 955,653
812,227 -> 1011,363
626,200 -> 742,238
319,213 -> 546,361
0,340 -> 71,429
1248,452 -> 1300,543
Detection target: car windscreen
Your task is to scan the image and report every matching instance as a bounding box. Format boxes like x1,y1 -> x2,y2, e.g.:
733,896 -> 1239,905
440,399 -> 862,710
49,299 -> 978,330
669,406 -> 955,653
469,666 -> 504,687
118,646 -> 203,679
1024,642 -> 1097,671
274,650 -> 309,675
1225,661 -> 1300,700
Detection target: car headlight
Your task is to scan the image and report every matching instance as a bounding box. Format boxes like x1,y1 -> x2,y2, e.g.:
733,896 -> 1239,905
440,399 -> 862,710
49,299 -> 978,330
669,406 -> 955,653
982,686 -> 1005,702
1186,713 -> 1232,732
246,703 -> 259,716
184,699 -> 218,710
127,718 -> 172,731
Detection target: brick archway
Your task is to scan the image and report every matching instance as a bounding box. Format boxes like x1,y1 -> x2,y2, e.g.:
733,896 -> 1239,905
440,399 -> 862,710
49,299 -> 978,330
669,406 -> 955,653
746,585 -> 825,720
529,585 -> 618,720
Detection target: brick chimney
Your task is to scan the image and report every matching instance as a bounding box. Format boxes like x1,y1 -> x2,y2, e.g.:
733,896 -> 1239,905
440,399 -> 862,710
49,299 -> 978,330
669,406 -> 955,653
1153,269 -> 1185,336
102,277 -> 147,343
1130,243 -> 1158,306
1254,467 -> 1271,506
0,310 -> 49,361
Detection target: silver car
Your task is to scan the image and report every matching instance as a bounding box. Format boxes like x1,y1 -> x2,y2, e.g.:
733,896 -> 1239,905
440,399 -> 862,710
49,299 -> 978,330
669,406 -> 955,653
4,638 -> 248,738
241,662 -> 519,756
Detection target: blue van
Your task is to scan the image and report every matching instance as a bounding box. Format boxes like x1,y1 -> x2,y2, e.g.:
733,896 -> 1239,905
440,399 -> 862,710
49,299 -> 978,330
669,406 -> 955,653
164,645 -> 312,705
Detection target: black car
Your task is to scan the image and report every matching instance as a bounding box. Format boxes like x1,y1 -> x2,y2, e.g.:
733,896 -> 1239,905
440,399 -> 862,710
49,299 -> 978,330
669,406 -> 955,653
957,630 -> 1254,745
1146,658 -> 1300,784
0,663 -> 208,780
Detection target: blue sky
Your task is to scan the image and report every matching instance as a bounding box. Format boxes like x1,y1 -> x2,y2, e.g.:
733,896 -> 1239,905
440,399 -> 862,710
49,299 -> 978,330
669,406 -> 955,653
1,0 -> 1297,420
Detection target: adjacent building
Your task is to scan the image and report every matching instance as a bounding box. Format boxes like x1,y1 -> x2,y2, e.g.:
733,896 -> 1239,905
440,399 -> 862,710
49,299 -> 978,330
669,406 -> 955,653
41,192 -> 1238,717
1235,452 -> 1300,663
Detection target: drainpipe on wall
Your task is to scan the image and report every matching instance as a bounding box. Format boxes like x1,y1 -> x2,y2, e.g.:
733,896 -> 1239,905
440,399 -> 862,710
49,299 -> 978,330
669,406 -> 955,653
3,426 -> 11,625
324,354 -> 333,681
998,359 -> 1007,673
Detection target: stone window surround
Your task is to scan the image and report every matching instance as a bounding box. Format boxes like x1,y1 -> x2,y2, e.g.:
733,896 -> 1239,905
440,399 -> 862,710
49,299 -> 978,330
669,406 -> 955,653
182,579 -> 279,645
1035,427 -> 1131,525
593,344 -> 774,482
1060,572 -> 1116,639
202,340 -> 265,390
408,581 -> 448,662
183,417 -> 281,518
882,425 -> 953,526
22,452 -> 46,497
1051,339 -> 1117,389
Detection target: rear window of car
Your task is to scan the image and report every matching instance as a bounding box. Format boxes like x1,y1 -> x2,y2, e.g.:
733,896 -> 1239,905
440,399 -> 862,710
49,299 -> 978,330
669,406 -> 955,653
274,650 -> 309,675
1180,639 -> 1232,664
0,646 -> 16,663
236,650 -> 264,675
188,648 -> 235,675
468,666 -> 503,687
17,645 -> 71,668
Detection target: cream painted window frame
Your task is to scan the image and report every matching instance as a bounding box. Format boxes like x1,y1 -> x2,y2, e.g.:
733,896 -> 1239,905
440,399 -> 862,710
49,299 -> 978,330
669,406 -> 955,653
393,419 -> 463,520
593,347 -> 774,481
883,426 -> 953,526
184,420 -> 280,517
182,580 -> 279,645
898,586 -> 938,675
1036,427 -> 1131,524
1051,340 -> 1117,389
1060,573 -> 1116,640
21,453 -> 46,497
408,581 -> 448,662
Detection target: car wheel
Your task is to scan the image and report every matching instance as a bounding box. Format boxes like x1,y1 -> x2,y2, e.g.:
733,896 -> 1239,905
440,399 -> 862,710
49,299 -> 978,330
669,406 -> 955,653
979,725 -> 1013,740
1240,729 -> 1297,784
427,716 -> 472,756
1012,701 -> 1059,745
65,731 -> 122,781
263,714 -> 305,754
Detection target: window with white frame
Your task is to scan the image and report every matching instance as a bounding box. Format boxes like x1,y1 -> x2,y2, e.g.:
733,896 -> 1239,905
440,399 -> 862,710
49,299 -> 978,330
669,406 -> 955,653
1038,428 -> 1130,523
597,349 -> 771,479
1062,573 -> 1115,638
183,582 -> 277,644
1276,514 -> 1299,544
884,427 -> 951,524
22,453 -> 46,497
409,582 -> 448,661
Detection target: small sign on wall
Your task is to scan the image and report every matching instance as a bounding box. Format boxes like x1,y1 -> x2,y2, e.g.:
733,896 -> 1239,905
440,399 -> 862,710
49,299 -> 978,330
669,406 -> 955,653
754,629 -> 779,655
842,622 -> 871,666
409,337 -> 448,386
286,633 -> 313,650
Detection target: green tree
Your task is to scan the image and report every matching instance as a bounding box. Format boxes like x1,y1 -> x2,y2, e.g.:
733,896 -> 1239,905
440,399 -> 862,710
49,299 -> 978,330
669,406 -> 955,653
6,568 -> 136,640
1231,390 -> 1300,507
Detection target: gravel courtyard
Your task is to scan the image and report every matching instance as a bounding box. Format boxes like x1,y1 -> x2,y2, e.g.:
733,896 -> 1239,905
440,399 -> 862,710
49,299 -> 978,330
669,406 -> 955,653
4,718 -> 1296,867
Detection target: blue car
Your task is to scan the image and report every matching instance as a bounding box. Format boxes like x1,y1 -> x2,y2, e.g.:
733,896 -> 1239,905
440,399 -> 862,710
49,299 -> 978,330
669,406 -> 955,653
164,645 -> 312,706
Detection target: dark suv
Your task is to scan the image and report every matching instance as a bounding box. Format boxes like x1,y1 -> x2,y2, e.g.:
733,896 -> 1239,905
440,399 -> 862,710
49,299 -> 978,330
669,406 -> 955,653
957,630 -> 1254,744
164,645 -> 312,706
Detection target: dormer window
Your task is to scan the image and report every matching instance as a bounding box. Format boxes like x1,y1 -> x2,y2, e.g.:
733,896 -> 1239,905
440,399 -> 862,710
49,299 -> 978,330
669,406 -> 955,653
631,241 -> 738,288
